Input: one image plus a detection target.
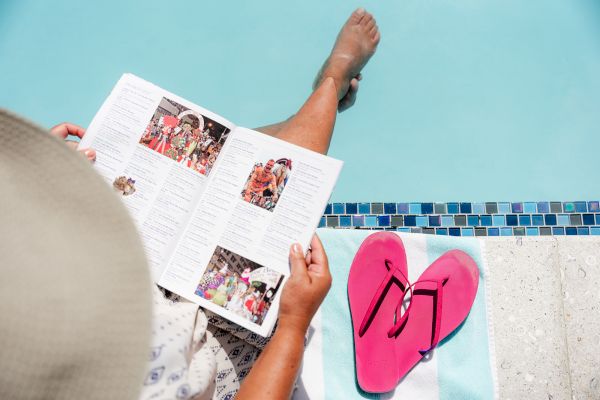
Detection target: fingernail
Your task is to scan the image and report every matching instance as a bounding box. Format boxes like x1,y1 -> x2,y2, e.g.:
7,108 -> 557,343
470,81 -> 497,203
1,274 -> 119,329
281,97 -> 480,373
292,243 -> 301,255
84,149 -> 96,162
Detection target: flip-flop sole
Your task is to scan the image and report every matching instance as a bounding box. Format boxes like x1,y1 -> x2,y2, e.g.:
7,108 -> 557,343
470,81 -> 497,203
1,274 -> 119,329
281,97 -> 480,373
394,249 -> 479,381
348,231 -> 408,393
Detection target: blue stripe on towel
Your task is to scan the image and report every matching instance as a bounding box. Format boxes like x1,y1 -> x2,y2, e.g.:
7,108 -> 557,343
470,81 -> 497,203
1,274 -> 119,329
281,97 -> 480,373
319,229 -> 379,399
425,235 -> 495,400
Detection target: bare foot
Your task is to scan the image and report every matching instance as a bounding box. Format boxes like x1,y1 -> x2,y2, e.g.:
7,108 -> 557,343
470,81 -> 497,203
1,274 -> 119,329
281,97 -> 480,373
314,8 -> 380,111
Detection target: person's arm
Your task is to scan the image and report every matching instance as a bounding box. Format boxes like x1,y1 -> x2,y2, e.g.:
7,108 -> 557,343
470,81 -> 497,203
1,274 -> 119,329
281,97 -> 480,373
236,235 -> 332,400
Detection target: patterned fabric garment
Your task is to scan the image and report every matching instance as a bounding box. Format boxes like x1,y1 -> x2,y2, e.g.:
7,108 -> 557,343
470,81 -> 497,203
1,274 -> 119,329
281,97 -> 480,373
140,287 -> 262,400
139,287 -> 217,400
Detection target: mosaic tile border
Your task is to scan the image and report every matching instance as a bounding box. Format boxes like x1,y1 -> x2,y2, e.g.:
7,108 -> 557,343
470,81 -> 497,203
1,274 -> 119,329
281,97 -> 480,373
319,201 -> 600,236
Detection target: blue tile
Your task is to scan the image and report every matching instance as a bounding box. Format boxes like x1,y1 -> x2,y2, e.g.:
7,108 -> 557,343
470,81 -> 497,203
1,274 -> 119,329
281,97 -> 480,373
365,216 -> 377,227
377,215 -> 391,227
557,214 -> 570,226
589,201 -> 600,212
420,203 -> 433,214
537,202 -> 550,213
472,203 -> 485,214
358,203 -> 371,214
513,227 -> 526,236
488,228 -> 500,236
566,227 -> 577,235
577,227 -> 590,235
396,227 -> 410,232
332,203 -> 345,214
416,216 -> 428,227
441,215 -> 454,227
404,215 -> 416,226
460,202 -> 472,213
545,214 -> 557,225
531,214 -> 544,226
498,202 -> 511,213
467,215 -> 479,226
512,202 -> 523,213
563,202 -> 575,213
597,214 -> 600,225
384,203 -> 397,214
352,215 -> 365,227
492,215 -> 505,226
346,203 -> 358,214
591,227 -> 600,235
429,215 -> 441,227
339,216 -> 352,227
409,203 -> 422,214
436,228 -> 448,235
462,228 -> 474,236
574,201 -> 587,212
480,215 -> 492,226
449,228 -> 461,236
583,214 -> 595,225
506,215 -> 518,226
552,227 -> 565,235
447,203 -> 459,214
326,216 -> 339,227
324,204 -> 332,215
518,215 -> 531,226
500,227 -> 513,236
318,217 -> 326,227
526,227 -> 539,236
523,202 -> 537,213
397,203 -> 409,214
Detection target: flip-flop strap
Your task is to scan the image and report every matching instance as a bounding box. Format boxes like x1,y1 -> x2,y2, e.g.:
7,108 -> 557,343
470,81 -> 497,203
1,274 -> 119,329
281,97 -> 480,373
358,259 -> 409,337
387,278 -> 444,356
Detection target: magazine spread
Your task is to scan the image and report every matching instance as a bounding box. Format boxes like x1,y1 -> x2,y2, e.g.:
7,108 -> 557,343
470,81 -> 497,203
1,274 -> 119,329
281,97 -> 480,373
79,74 -> 343,336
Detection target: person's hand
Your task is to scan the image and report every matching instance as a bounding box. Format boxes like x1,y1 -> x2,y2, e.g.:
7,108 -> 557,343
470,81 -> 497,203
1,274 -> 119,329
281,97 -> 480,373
49,122 -> 96,162
279,235 -> 332,334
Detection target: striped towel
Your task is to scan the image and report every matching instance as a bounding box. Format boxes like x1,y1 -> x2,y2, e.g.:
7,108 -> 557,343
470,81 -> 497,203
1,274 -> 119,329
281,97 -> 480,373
295,229 -> 498,399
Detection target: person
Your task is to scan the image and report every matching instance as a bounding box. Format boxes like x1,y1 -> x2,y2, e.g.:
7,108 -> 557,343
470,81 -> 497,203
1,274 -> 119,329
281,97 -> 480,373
243,158 -> 279,205
44,7 -> 380,399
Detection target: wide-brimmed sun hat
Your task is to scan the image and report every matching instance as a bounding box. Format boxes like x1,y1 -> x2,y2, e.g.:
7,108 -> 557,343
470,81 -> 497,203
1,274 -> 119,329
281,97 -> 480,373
0,109 -> 152,399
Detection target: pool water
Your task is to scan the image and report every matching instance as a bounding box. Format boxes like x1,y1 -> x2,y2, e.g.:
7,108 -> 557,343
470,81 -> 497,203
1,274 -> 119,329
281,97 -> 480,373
1,0 -> 599,202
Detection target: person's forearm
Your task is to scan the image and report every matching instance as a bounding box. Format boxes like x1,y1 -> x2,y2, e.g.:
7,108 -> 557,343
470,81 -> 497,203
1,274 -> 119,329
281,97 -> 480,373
236,324 -> 305,399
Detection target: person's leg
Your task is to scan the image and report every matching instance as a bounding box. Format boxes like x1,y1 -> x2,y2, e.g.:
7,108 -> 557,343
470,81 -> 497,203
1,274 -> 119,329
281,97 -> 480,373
254,8 -> 380,151
272,77 -> 338,155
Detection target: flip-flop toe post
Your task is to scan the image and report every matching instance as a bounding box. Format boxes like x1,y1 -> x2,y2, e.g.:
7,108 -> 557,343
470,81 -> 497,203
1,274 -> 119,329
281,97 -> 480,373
392,249 -> 480,380
348,232 -> 409,393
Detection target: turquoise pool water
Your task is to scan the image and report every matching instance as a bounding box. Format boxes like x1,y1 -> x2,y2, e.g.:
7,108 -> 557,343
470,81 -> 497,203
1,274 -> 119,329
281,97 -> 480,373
1,0 -> 599,202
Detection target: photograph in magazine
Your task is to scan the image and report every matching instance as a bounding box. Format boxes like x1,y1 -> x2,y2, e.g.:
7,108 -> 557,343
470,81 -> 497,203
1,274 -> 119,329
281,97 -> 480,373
241,156 -> 292,212
195,246 -> 284,326
139,97 -> 230,177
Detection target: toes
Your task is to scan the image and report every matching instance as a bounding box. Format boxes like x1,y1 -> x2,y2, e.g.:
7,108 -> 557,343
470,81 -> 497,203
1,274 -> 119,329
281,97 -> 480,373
369,24 -> 378,37
372,30 -> 381,45
360,11 -> 373,26
351,7 -> 366,24
365,18 -> 376,32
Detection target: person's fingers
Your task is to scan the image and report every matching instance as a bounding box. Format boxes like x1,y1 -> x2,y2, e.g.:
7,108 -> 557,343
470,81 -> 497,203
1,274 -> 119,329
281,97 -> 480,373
307,235 -> 330,276
305,248 -> 312,266
50,122 -> 86,140
289,243 -> 309,280
80,148 -> 96,162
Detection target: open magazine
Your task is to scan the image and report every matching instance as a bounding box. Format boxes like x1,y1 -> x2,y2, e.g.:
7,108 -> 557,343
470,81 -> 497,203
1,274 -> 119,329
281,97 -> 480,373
79,74 -> 343,336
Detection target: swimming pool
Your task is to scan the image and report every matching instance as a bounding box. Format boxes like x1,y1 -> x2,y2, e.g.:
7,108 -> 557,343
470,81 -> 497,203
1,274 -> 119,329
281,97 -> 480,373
1,0 -> 599,202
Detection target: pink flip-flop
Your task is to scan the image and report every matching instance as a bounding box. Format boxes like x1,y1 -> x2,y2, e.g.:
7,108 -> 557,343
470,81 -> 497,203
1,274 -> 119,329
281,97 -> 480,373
389,249 -> 479,382
348,232 -> 410,393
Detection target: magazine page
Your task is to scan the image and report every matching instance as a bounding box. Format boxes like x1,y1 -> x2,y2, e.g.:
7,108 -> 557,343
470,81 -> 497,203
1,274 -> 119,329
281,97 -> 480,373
79,74 -> 235,279
158,127 -> 343,336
